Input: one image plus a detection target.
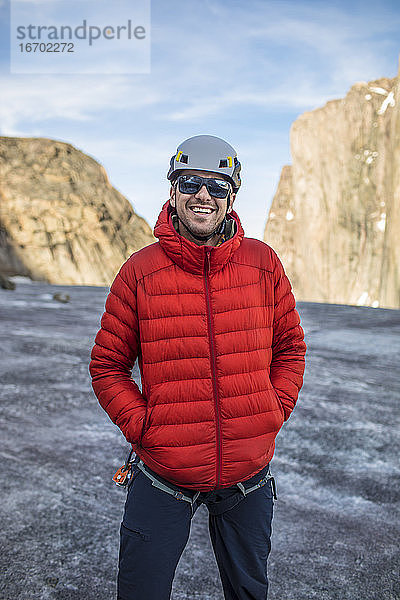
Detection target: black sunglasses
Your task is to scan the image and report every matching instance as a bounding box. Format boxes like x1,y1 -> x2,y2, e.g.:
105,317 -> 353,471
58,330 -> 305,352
177,174 -> 231,199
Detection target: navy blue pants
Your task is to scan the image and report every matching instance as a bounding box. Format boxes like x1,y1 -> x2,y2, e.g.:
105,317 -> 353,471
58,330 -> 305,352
117,462 -> 274,600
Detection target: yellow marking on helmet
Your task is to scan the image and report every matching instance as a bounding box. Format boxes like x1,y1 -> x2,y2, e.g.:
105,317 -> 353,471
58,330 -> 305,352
227,156 -> 233,168
176,151 -> 183,162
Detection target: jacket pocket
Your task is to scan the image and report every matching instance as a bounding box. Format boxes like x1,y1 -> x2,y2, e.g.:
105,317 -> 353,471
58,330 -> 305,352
265,373 -> 285,425
138,405 -> 149,445
139,404 -> 154,447
272,387 -> 285,422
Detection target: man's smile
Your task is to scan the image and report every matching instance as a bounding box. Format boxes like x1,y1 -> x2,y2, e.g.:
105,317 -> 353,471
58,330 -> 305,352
189,205 -> 216,215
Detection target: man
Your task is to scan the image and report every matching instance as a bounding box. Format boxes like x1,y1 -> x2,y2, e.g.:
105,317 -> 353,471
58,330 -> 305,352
89,134 -> 306,600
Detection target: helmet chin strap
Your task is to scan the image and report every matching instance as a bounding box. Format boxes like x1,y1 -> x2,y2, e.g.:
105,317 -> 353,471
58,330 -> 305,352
172,189 -> 231,242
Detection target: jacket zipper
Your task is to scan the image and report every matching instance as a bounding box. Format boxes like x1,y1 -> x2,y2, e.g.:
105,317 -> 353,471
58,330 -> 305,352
204,248 -> 222,488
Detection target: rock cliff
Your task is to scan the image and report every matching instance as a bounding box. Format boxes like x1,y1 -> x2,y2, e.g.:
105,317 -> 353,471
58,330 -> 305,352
0,137 -> 154,286
264,63 -> 400,309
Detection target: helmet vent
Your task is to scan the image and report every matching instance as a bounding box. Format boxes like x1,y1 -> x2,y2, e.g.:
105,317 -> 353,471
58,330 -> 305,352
219,159 -> 228,168
179,153 -> 188,164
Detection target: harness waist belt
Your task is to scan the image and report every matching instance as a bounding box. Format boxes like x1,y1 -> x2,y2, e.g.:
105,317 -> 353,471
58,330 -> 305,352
135,458 -> 276,517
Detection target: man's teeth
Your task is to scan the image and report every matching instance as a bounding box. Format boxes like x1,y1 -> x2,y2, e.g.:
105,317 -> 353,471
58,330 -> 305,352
191,207 -> 213,214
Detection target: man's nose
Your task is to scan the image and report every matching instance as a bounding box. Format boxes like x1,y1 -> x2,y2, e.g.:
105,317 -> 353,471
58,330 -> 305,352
195,183 -> 212,200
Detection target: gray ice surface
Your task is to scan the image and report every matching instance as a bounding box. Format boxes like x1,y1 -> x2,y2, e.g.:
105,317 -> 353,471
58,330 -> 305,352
0,282 -> 399,600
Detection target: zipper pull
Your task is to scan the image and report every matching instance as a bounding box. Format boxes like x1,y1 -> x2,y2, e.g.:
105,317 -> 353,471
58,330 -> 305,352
205,247 -> 211,272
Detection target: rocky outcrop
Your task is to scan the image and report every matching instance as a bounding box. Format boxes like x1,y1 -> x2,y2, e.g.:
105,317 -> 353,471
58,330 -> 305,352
264,62 -> 400,309
0,137 -> 154,286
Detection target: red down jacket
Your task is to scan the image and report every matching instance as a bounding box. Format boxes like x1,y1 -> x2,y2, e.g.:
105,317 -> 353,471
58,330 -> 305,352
89,201 -> 306,491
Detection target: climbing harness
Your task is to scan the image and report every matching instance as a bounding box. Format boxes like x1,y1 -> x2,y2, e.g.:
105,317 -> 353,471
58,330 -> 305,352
113,449 -> 277,517
136,459 -> 201,517
237,469 -> 277,500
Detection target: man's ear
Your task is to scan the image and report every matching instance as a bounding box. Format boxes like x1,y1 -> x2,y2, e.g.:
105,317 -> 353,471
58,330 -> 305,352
227,192 -> 236,213
169,185 -> 176,207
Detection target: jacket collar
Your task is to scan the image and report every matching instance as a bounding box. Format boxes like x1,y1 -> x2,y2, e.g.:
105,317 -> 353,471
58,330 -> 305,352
153,200 -> 244,275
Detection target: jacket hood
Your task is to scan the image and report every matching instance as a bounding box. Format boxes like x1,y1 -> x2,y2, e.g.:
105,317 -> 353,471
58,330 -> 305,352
153,200 -> 244,275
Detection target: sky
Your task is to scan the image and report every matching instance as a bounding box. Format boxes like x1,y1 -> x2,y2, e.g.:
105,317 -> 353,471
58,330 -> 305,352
1,0 -> 400,239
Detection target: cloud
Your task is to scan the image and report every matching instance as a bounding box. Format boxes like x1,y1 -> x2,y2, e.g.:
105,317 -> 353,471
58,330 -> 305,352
150,0 -> 400,123
0,75 -> 161,134
164,85 -> 337,122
